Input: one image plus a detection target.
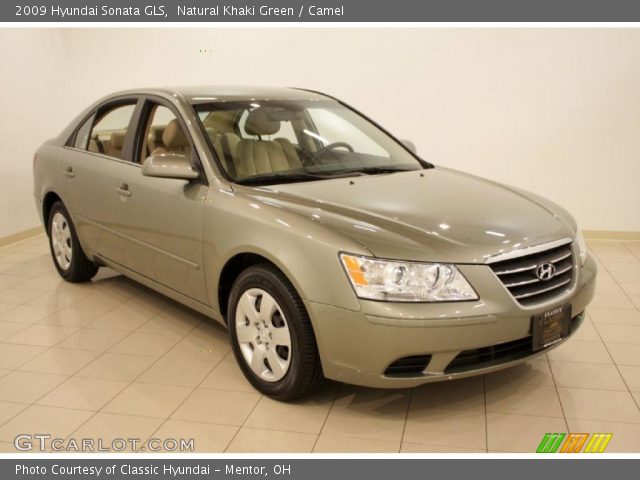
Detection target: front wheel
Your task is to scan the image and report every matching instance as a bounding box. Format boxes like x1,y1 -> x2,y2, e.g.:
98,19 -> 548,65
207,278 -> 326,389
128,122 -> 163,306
47,201 -> 98,282
228,264 -> 324,401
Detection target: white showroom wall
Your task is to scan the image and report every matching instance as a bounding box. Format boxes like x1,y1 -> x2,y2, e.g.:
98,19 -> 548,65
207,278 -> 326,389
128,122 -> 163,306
1,28 -> 639,238
0,29 -> 73,238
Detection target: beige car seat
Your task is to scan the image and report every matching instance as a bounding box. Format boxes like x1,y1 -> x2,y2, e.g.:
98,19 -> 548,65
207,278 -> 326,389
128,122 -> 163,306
203,110 -> 237,134
88,134 -> 100,154
147,125 -> 166,152
235,109 -> 303,178
151,119 -> 191,157
274,138 -> 304,169
108,130 -> 127,159
205,127 -> 241,176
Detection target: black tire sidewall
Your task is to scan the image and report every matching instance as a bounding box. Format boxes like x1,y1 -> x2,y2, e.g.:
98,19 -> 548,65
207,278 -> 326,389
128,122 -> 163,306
228,266 -> 311,400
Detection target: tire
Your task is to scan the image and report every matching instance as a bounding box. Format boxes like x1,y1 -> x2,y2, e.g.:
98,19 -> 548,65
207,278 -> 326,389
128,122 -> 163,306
228,264 -> 324,401
47,201 -> 98,282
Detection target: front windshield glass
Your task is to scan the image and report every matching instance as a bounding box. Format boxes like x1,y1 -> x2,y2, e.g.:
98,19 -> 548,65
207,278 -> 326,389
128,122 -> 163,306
192,99 -> 426,185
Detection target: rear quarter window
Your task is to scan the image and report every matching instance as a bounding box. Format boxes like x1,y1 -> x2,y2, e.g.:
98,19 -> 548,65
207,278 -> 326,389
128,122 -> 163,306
72,115 -> 94,150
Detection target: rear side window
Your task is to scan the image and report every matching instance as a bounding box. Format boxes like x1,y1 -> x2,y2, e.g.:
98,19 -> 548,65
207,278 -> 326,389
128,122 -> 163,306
88,103 -> 136,160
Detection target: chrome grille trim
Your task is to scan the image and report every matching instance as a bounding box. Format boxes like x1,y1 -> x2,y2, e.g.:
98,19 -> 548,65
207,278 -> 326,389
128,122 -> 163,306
486,237 -> 573,264
553,264 -> 573,276
514,277 -> 571,299
503,277 -> 540,288
487,238 -> 576,308
493,264 -> 537,275
549,250 -> 573,263
491,248 -> 573,275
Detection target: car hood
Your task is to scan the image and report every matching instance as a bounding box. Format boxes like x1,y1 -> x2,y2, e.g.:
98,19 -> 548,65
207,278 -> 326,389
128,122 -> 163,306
233,167 -> 576,264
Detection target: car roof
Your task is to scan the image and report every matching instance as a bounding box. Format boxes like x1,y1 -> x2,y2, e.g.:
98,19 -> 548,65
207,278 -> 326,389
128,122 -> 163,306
107,86 -> 333,104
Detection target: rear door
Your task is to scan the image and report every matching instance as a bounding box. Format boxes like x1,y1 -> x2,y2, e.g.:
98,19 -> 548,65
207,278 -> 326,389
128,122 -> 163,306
106,97 -> 208,303
62,99 -> 139,257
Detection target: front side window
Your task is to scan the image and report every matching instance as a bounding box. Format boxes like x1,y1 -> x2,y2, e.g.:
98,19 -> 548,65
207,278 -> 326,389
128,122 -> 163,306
140,104 -> 192,162
194,100 -> 425,185
88,103 -> 136,160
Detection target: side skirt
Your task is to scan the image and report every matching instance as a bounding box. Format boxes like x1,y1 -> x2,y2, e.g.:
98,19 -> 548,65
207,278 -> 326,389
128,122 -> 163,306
95,254 -> 225,326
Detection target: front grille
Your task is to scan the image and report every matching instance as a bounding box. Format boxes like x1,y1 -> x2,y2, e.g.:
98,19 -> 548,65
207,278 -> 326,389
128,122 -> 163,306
489,241 -> 575,307
384,355 -> 432,377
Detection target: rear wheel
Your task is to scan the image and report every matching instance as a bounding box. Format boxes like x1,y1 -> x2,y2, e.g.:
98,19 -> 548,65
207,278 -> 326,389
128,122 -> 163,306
47,201 -> 98,282
228,264 -> 324,401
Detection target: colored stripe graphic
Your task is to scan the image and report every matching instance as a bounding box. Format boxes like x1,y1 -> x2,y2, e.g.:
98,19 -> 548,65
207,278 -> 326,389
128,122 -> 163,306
560,433 -> 589,453
537,432 -> 614,453
583,433 -> 613,453
536,433 -> 566,453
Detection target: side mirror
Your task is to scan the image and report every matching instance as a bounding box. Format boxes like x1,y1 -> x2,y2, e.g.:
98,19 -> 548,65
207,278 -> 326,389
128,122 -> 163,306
142,153 -> 199,180
400,139 -> 417,154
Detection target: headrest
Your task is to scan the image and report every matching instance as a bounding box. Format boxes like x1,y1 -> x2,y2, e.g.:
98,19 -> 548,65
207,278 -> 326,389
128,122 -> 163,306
203,110 -> 236,133
162,119 -> 189,148
148,125 -> 165,145
205,127 -> 217,140
245,109 -> 280,136
110,130 -> 126,149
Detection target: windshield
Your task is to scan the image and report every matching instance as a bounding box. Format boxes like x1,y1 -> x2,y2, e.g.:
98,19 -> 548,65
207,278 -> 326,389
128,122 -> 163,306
193,99 -> 427,185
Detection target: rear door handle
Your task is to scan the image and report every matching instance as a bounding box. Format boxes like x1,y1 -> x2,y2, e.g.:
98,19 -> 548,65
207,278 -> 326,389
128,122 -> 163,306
116,184 -> 131,197
63,166 -> 75,178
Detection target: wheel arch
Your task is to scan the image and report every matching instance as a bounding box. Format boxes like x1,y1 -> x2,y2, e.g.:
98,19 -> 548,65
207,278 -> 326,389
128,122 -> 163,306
217,251 -> 301,324
42,191 -> 63,234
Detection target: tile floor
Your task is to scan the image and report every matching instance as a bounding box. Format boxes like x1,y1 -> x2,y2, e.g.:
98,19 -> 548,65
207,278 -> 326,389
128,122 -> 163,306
0,234 -> 639,453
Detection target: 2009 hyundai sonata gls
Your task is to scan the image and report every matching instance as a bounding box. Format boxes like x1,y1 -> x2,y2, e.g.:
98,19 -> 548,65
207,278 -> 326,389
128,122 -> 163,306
33,86 -> 596,400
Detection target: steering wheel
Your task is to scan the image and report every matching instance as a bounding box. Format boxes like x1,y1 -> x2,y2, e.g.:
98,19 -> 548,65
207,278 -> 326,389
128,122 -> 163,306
316,142 -> 354,157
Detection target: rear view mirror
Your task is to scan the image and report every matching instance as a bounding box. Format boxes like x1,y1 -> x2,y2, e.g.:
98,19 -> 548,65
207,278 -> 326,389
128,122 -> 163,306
142,153 -> 199,180
400,139 -> 417,154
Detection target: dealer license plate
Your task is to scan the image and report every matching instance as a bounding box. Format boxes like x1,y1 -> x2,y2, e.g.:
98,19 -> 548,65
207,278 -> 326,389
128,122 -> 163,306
532,305 -> 571,352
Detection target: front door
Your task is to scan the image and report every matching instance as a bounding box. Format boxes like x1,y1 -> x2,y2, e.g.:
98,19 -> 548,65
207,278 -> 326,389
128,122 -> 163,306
107,100 -> 208,303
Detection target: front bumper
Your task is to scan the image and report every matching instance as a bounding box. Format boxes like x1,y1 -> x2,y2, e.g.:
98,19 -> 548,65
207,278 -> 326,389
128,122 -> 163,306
307,254 -> 597,388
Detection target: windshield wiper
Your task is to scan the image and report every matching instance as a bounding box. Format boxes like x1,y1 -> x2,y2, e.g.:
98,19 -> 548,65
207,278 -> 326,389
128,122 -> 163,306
329,166 -> 419,176
235,166 -> 421,186
235,171 -> 334,186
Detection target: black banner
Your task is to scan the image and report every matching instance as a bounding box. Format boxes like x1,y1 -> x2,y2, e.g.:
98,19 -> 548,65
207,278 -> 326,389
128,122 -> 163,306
4,0 -> 640,22
3,458 -> 638,480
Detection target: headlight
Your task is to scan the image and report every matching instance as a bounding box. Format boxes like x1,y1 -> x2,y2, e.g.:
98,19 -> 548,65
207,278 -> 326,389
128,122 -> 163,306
576,230 -> 588,265
340,253 -> 478,302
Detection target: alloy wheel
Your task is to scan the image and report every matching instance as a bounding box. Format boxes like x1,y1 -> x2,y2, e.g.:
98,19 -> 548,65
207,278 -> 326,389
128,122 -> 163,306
51,212 -> 73,270
235,288 -> 292,382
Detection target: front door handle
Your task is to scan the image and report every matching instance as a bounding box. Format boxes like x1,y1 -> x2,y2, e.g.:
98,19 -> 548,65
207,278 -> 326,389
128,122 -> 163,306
116,184 -> 131,197
63,166 -> 75,178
